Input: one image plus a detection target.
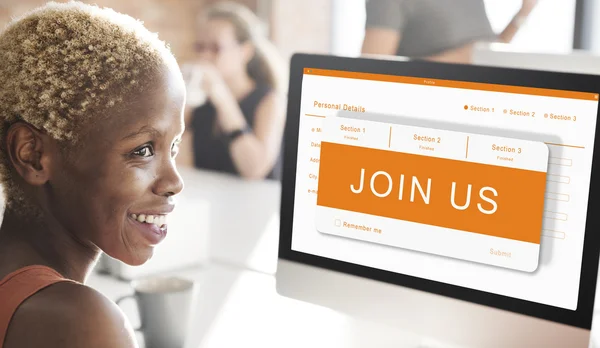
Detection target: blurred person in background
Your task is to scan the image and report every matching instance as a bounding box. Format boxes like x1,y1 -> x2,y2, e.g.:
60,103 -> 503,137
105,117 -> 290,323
178,1 -> 287,181
361,0 -> 538,64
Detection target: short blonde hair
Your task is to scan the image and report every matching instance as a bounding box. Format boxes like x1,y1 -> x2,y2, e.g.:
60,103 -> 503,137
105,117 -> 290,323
0,1 -> 179,210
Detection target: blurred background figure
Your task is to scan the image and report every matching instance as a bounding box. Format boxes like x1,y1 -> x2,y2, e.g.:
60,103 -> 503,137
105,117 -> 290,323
177,1 -> 287,181
360,0 -> 538,63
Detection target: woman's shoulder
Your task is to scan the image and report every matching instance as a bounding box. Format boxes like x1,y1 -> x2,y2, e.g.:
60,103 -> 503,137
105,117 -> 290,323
4,282 -> 137,348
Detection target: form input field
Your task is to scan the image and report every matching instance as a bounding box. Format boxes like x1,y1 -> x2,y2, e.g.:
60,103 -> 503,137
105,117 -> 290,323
542,230 -> 566,239
546,192 -> 570,202
549,157 -> 572,166
547,174 -> 570,184
544,211 -> 568,221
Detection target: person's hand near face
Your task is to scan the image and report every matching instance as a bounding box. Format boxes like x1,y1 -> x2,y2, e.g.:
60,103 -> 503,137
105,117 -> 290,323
197,61 -> 233,106
181,60 -> 230,107
181,59 -> 247,136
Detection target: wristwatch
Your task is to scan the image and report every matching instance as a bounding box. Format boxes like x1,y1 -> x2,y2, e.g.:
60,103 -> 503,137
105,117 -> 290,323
223,125 -> 251,145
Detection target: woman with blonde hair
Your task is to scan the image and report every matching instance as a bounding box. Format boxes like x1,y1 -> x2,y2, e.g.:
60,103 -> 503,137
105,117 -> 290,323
179,1 -> 287,180
0,1 -> 185,347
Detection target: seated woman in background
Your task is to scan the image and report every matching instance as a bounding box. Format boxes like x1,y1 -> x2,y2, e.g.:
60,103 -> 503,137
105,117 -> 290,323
178,1 -> 287,180
0,2 -> 185,347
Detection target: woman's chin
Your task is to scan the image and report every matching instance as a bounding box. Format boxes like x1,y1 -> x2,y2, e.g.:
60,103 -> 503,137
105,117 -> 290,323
106,247 -> 156,267
125,255 -> 154,266
128,248 -> 156,266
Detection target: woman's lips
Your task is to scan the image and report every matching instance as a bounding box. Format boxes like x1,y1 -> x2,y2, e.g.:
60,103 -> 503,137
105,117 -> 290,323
128,214 -> 168,245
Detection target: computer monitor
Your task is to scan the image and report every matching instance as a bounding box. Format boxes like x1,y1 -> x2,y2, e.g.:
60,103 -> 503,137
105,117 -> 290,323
276,53 -> 600,347
472,42 -> 600,75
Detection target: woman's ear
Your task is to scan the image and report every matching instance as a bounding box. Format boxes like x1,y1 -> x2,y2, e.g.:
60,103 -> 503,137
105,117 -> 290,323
5,122 -> 53,186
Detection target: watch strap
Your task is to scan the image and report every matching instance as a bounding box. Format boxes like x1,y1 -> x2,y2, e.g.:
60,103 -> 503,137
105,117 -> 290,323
224,125 -> 251,144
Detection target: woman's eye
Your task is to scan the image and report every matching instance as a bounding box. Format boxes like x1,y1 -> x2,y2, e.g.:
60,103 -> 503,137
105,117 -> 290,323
133,145 -> 154,157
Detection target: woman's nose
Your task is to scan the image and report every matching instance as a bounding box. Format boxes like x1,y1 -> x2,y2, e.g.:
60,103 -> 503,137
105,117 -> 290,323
154,161 -> 184,197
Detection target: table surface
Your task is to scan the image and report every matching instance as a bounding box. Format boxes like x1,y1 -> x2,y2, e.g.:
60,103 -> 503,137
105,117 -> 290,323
88,261 -> 600,348
89,262 -> 432,348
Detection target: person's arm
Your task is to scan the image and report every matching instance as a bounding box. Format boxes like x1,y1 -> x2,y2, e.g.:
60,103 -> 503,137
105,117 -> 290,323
497,0 -> 538,43
175,106 -> 195,168
427,1 -> 538,64
362,28 -> 401,56
361,0 -> 405,56
228,91 -> 286,179
4,282 -> 138,348
214,90 -> 286,179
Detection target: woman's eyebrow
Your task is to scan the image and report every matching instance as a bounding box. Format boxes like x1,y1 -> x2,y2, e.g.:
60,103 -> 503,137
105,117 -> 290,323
121,126 -> 162,140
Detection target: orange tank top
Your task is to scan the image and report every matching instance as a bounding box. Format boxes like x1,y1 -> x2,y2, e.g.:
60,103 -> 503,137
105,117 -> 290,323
0,265 -> 71,348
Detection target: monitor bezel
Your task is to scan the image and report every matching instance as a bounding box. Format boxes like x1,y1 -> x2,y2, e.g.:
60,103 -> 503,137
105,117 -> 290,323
278,53 -> 600,330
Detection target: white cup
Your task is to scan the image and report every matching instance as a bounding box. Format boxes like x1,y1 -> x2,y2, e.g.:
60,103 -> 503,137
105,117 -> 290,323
117,276 -> 196,348
181,63 -> 207,108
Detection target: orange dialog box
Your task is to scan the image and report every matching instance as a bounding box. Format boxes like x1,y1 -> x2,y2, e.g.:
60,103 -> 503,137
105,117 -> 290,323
315,116 -> 549,272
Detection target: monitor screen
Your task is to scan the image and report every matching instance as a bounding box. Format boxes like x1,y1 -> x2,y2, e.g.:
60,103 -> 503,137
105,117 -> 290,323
281,56 -> 600,328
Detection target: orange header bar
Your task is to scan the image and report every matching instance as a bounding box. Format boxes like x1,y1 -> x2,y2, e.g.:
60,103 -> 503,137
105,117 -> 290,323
304,68 -> 599,101
316,142 -> 547,244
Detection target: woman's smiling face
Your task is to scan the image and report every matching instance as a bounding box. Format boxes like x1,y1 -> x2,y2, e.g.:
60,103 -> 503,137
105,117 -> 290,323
47,65 -> 186,265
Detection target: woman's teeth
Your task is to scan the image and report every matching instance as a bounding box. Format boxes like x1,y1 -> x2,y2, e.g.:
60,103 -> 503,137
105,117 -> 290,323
131,214 -> 167,228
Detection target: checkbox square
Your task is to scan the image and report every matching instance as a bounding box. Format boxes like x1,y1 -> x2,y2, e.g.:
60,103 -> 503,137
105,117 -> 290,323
334,219 -> 341,227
